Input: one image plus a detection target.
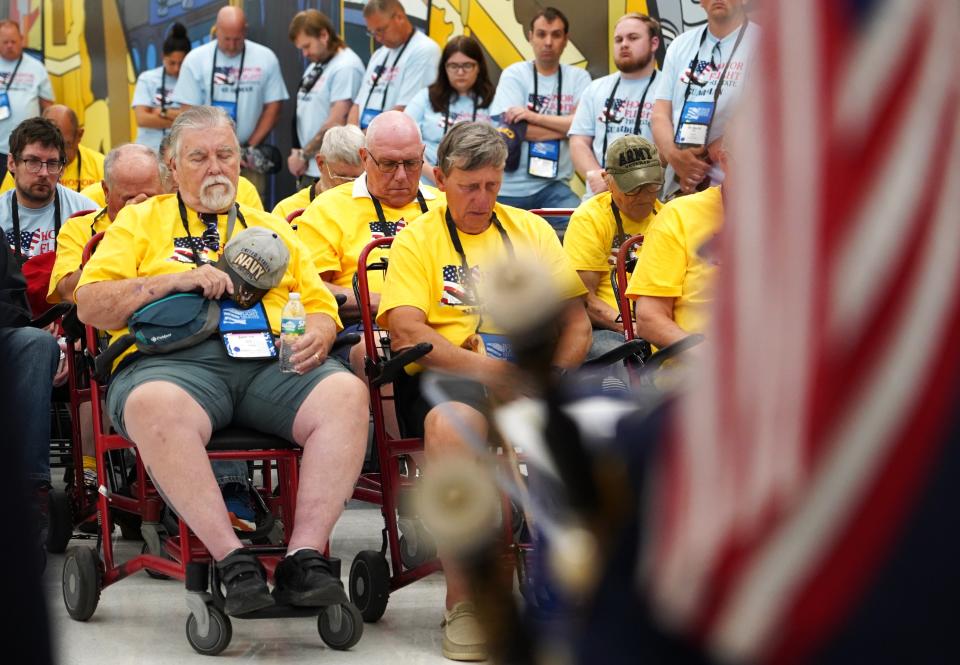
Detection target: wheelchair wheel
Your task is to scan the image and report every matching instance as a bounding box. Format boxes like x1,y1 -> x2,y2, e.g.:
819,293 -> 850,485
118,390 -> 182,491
186,604 -> 232,656
62,546 -> 101,621
47,489 -> 74,553
318,602 -> 363,650
399,522 -> 436,570
349,550 -> 390,622
141,542 -> 173,580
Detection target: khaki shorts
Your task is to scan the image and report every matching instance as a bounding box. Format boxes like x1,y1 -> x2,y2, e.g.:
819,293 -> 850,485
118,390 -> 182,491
107,340 -> 351,441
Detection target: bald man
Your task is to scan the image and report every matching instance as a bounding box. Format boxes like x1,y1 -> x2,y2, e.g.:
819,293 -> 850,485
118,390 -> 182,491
0,20 -> 54,180
173,6 -> 288,199
0,104 -> 104,195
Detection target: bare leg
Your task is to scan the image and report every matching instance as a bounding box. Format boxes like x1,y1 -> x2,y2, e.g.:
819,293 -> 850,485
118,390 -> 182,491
122,381 -> 242,561
424,402 -> 488,610
286,372 -> 368,552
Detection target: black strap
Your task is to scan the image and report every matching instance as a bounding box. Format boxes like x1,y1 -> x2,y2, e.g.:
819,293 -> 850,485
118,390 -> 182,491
370,190 -> 429,227
442,94 -> 478,134
309,182 -> 318,202
611,201 -> 629,249
210,45 -> 246,111
160,68 -> 168,113
3,56 -> 22,92
73,148 -> 82,192
531,61 -> 562,116
678,21 -> 749,144
10,188 -> 61,261
360,31 -> 414,116
89,206 -> 108,237
291,59 -> 328,149
176,193 -> 246,268
602,70 -> 657,158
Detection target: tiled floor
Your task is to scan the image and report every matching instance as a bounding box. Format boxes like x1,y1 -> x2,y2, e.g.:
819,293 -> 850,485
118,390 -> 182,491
45,505 -> 451,664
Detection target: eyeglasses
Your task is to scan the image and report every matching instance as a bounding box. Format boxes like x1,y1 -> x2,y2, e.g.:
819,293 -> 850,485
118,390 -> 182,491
623,183 -> 662,197
365,13 -> 398,38
324,162 -> 357,183
366,151 -> 423,175
18,157 -> 64,174
445,62 -> 477,73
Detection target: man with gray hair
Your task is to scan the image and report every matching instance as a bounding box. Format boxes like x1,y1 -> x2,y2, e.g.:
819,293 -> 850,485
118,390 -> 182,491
377,121 -> 590,661
75,106 -> 368,617
272,124 -> 365,220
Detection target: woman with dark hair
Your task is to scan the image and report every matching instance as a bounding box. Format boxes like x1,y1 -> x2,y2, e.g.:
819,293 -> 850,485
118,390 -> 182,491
404,35 -> 494,184
132,22 -> 191,153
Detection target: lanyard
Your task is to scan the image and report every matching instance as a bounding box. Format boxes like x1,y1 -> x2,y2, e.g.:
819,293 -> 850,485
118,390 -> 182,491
89,206 -> 108,237
531,62 -> 563,116
370,190 -> 428,227
3,56 -> 22,92
10,188 -> 61,261
361,31 -> 414,115
679,21 -> 749,140
176,193 -> 246,268
309,182 -> 318,202
160,68 -> 168,113
71,148 -> 82,193
611,200 -> 655,251
210,45 -> 246,109
602,70 -> 657,158
291,60 -> 326,149
444,207 -> 513,334
442,94 -> 478,134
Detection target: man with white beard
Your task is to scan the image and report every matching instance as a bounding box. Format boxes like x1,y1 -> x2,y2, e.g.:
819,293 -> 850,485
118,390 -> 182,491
569,13 -> 661,198
75,106 -> 368,617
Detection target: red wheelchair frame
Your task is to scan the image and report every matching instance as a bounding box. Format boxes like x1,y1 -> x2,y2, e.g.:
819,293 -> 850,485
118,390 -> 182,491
61,232 -> 363,655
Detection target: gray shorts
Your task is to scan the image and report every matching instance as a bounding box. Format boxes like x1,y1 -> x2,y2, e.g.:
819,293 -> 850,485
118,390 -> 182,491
107,340 -> 351,441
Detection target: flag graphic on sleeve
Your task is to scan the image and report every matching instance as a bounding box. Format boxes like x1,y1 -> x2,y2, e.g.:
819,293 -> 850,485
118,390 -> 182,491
641,1 -> 960,664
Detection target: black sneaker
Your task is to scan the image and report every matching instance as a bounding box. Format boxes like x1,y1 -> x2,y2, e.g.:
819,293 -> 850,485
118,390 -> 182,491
216,549 -> 275,616
272,549 -> 347,607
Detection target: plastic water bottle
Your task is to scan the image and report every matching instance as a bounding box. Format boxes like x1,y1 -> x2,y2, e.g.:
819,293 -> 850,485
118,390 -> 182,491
279,292 -> 306,373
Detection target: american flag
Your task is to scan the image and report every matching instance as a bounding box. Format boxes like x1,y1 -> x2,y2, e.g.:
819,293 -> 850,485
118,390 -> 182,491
212,66 -> 237,86
369,219 -> 405,240
643,1 -> 960,663
441,264 -> 471,306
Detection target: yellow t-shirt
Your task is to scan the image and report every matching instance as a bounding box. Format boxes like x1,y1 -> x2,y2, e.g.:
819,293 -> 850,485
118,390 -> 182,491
237,175 -> 264,211
626,186 -> 723,336
563,192 -> 662,312
78,175 -> 262,211
272,185 -> 315,221
47,207 -> 111,303
297,174 -> 443,293
377,202 -> 587,371
79,181 -> 107,207
76,193 -> 341,370
2,143 -> 105,194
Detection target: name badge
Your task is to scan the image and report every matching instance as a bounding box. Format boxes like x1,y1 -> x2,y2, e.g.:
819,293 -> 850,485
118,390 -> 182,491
479,332 -> 515,363
219,300 -> 276,359
212,99 -> 238,123
360,107 -> 382,130
674,100 -> 715,146
527,140 -> 559,179
0,92 -> 11,121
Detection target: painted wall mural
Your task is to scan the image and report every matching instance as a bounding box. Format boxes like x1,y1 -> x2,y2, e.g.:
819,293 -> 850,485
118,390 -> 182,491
2,0 -> 710,195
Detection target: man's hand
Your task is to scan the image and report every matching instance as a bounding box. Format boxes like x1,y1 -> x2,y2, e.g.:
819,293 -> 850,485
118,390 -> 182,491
586,169 -> 608,195
502,106 -> 532,124
288,150 -> 307,177
670,146 -> 711,194
285,327 -> 332,374
175,264 -> 234,300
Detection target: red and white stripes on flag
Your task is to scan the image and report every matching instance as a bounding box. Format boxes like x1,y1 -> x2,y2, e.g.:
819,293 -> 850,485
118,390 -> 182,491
643,1 -> 960,663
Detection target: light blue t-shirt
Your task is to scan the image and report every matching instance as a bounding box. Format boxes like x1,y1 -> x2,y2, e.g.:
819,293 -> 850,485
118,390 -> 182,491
404,88 -> 493,176
172,39 -> 289,144
0,53 -> 54,154
296,47 -> 365,178
131,66 -> 179,153
0,185 -> 98,258
655,21 -> 759,192
354,30 -> 440,123
489,61 -> 591,197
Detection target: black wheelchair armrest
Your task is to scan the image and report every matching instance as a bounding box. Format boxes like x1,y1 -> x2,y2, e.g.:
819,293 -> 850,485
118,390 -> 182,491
582,338 -> 649,369
331,332 -> 361,352
335,293 -> 347,307
642,334 -> 705,373
371,342 -> 433,388
29,302 -> 73,329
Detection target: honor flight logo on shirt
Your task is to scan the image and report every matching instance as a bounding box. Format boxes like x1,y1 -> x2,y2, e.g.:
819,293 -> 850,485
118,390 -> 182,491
369,219 -> 406,240
169,237 -> 218,265
6,228 -> 55,258
441,264 -> 482,308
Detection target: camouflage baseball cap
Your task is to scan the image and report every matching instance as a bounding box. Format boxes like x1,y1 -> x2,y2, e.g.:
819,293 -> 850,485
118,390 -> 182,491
604,136 -> 664,193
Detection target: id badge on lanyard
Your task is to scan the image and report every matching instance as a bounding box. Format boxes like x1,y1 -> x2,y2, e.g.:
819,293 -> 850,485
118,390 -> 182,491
674,100 -> 715,147
219,299 -> 276,359
360,107 -> 382,130
528,140 -> 560,179
212,99 -> 238,123
0,92 -> 10,121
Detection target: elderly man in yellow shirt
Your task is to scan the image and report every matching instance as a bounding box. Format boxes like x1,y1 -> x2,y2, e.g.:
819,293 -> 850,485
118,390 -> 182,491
75,106 -> 368,617
563,135 -> 663,362
377,121 -> 590,661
